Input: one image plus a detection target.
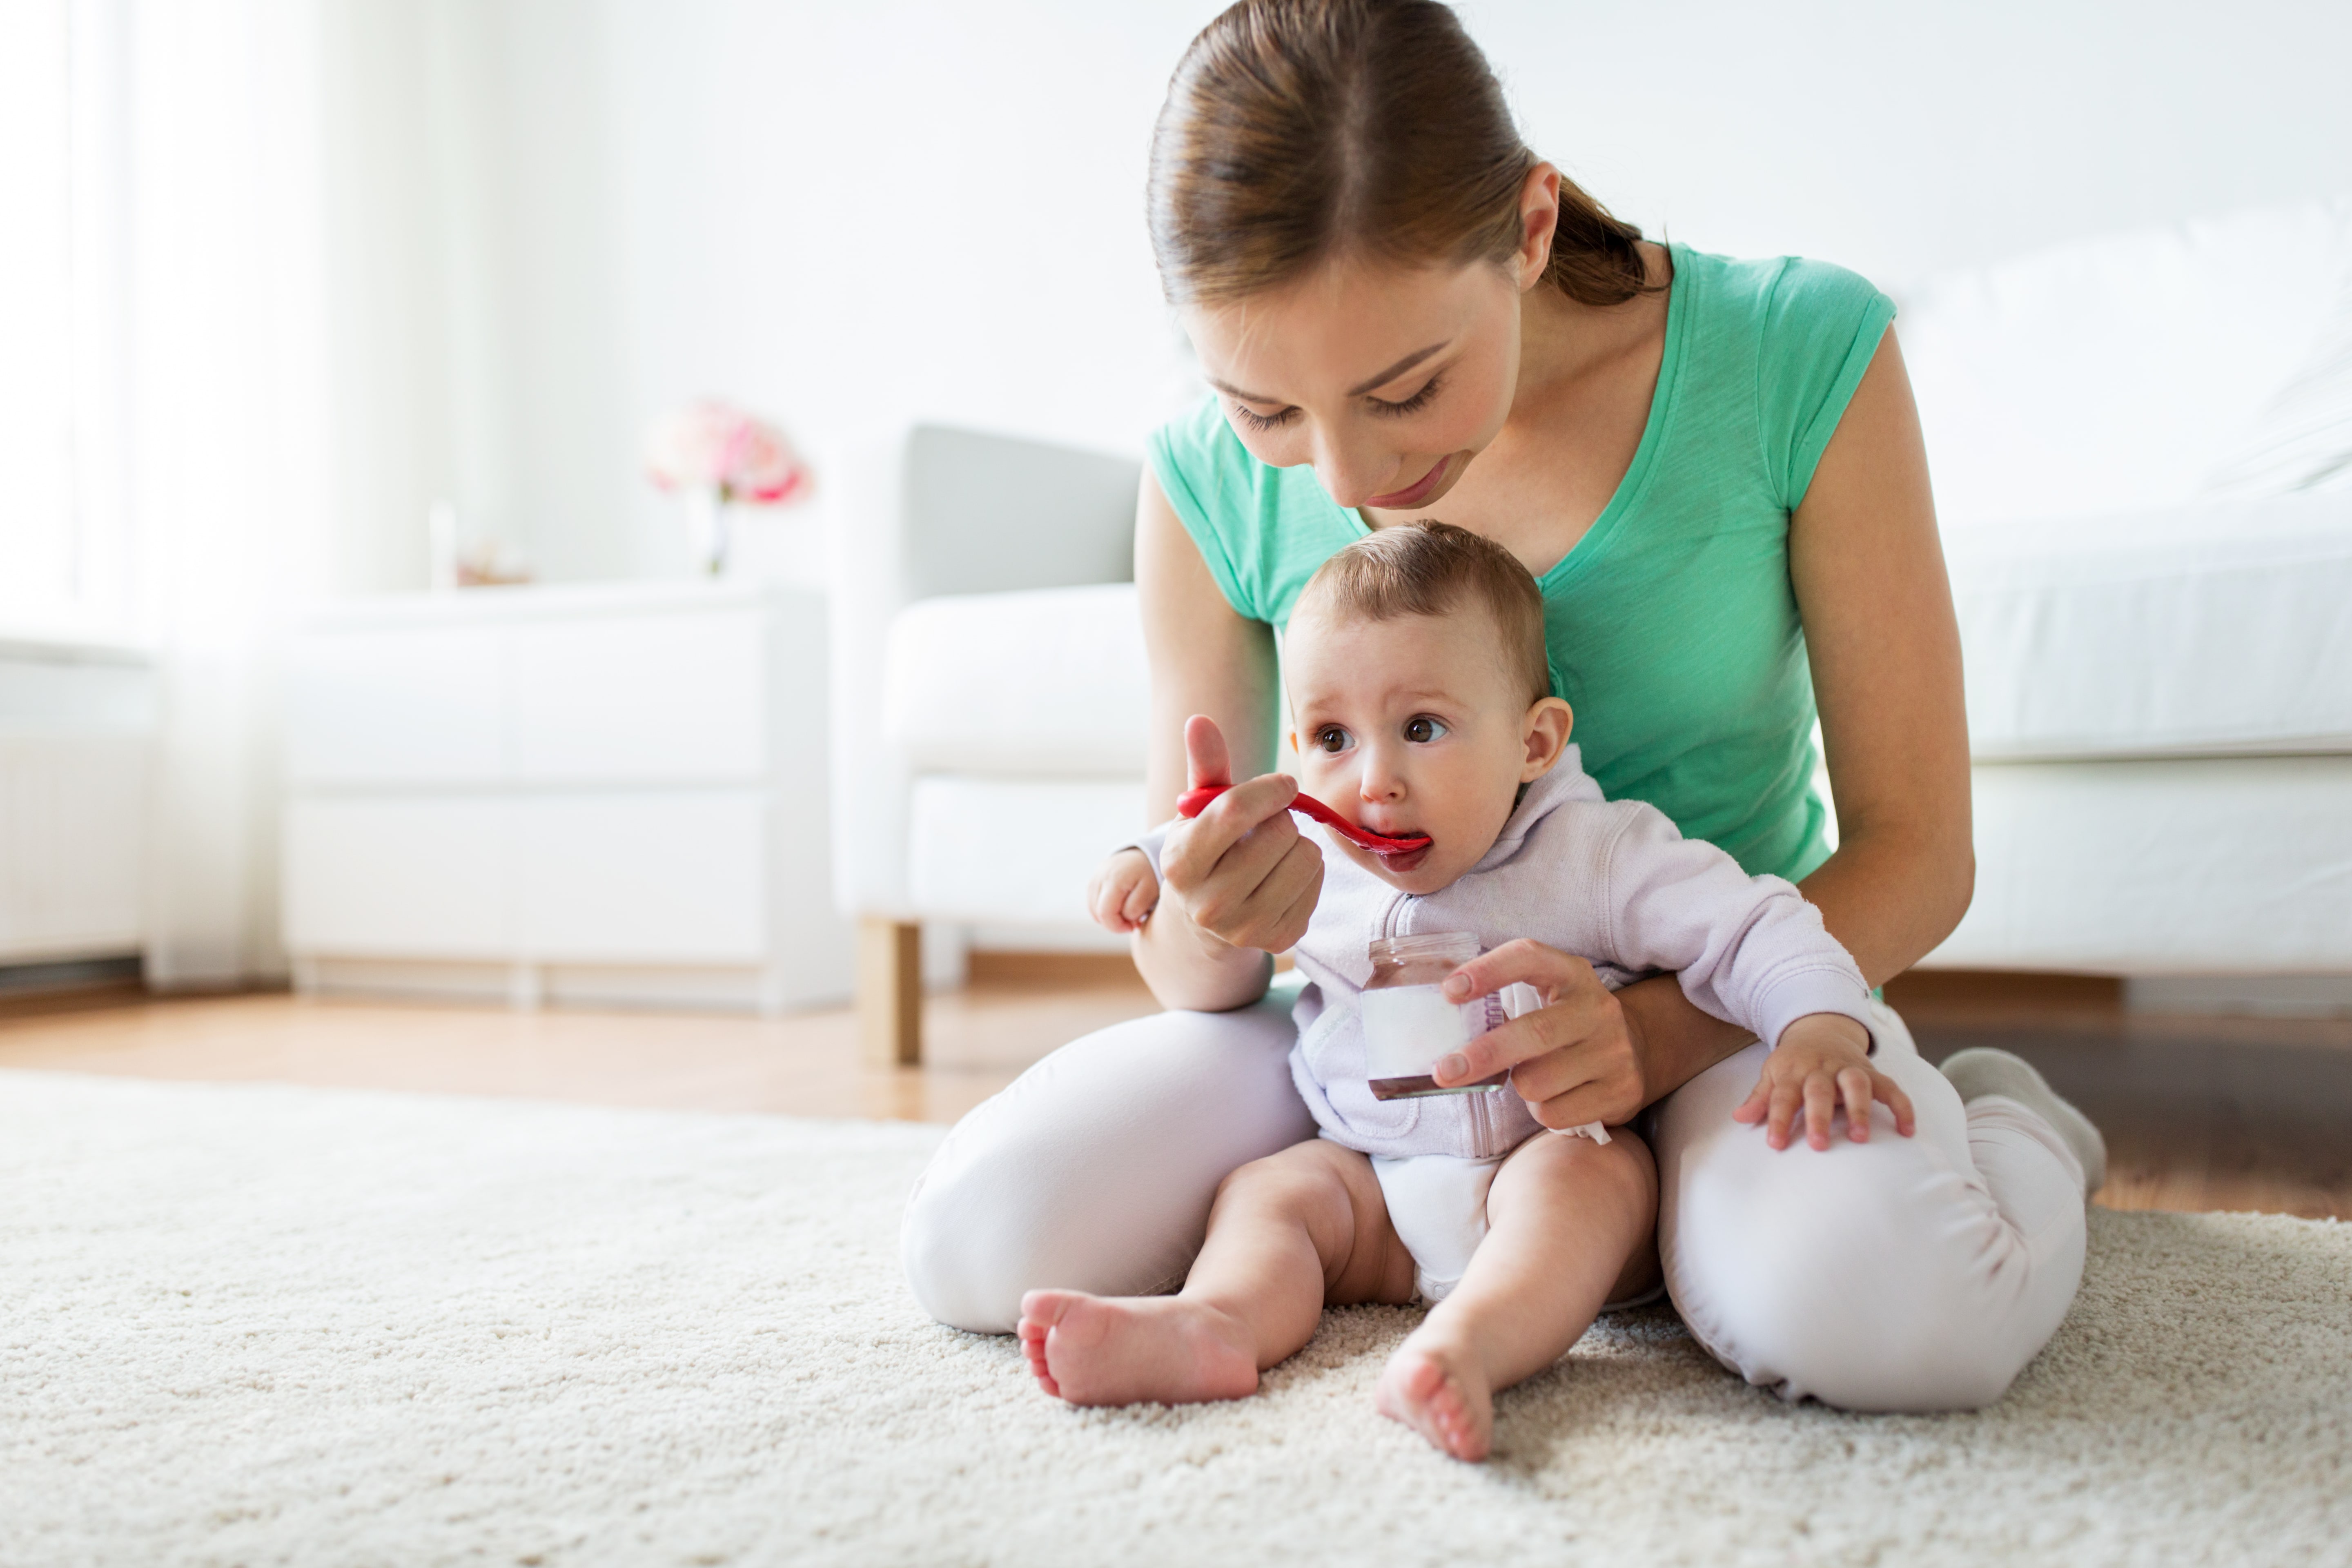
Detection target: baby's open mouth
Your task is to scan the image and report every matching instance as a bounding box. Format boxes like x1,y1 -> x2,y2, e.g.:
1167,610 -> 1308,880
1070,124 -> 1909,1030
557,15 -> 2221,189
1368,834 -> 1432,868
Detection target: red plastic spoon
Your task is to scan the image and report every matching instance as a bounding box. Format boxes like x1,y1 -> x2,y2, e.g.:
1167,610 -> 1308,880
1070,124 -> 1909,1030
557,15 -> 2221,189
1178,783 -> 1433,855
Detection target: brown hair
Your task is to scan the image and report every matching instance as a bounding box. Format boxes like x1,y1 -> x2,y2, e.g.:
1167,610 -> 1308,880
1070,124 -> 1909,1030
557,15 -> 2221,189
1297,521 -> 1551,704
1147,0 -> 1654,308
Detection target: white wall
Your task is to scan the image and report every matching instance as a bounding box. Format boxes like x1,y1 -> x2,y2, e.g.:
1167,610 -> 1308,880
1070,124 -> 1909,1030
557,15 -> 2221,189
1476,0 -> 2352,291
595,0 -> 1212,575
321,0 -> 638,594
352,0 -> 2352,586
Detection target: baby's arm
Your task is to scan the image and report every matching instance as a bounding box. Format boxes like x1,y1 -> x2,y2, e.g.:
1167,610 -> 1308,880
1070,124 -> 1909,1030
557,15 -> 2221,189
1598,805 -> 1912,1149
1087,848 -> 1160,935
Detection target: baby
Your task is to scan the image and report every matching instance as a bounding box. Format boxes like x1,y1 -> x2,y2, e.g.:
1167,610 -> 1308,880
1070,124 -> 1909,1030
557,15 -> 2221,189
1021,521 -> 1911,1461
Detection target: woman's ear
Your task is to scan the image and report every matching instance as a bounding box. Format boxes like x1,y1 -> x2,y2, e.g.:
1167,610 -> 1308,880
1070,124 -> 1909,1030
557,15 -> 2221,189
1515,164 -> 1562,290
1520,696 -> 1573,781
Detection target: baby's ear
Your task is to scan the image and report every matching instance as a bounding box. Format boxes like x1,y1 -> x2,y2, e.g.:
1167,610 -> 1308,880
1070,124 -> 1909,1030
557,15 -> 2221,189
1521,697 -> 1573,781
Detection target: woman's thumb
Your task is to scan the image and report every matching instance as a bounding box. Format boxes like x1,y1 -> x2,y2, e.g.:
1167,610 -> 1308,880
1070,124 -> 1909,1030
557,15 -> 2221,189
1184,715 -> 1232,791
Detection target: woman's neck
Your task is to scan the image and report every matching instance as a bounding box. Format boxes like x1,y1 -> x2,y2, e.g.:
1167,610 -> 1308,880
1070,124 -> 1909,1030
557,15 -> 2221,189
1510,241 -> 1673,421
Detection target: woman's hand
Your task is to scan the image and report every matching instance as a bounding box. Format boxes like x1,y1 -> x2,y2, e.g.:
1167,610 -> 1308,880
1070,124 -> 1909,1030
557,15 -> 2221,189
1429,940 -> 1650,1130
1158,715 -> 1323,958
1732,1013 -> 1917,1151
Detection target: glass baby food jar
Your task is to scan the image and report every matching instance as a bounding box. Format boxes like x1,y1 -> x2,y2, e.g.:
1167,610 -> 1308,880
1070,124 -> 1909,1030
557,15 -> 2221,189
1361,932 -> 1510,1100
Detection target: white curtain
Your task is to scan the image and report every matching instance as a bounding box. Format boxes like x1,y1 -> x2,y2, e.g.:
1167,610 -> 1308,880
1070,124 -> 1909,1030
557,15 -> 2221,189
46,0 -> 622,986
122,0 -> 334,986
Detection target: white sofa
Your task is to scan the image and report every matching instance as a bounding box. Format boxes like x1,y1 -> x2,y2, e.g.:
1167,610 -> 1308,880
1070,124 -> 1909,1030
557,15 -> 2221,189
1907,197 -> 2352,997
826,426 -> 1146,1060
832,199 -> 2352,1056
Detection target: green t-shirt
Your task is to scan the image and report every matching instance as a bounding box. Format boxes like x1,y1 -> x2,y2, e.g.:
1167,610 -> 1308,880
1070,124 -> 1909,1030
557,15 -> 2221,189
1146,242 -> 1895,884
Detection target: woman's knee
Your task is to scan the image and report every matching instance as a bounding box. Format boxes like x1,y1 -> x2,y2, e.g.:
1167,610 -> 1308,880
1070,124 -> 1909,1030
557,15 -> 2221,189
900,1000 -> 1312,1333
900,1101 -> 1073,1332
1667,1132 -> 2035,1410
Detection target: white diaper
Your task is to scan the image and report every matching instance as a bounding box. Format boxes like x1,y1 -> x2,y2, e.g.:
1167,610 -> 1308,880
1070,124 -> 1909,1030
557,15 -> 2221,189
1370,1152 -> 1501,1304
1371,1143 -> 1667,1312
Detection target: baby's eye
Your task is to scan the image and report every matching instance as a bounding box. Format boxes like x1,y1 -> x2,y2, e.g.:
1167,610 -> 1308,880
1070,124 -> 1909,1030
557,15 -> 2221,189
1313,726 -> 1353,754
1403,715 -> 1448,744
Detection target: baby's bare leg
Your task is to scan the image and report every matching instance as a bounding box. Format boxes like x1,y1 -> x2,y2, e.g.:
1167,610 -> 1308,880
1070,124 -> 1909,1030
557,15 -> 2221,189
1377,1132 -> 1658,1461
1021,1139 -> 1414,1406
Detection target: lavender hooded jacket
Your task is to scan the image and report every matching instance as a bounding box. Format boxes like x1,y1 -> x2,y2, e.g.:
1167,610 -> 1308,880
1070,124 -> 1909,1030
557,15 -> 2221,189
1281,748 -> 1880,1160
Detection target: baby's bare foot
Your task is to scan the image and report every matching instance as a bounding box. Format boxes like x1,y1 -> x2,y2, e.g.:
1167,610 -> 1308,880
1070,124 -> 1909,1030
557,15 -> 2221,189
1016,1290 -> 1258,1407
1375,1334 -> 1494,1461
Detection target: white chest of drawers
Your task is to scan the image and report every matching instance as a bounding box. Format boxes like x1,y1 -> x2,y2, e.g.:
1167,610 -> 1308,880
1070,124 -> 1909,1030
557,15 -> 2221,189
282,581 -> 850,1012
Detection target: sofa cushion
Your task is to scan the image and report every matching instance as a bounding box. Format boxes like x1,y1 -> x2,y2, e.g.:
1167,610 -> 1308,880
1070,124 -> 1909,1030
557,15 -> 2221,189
1949,491 -> 2352,760
906,776 -> 1147,927
2204,268 -> 2352,498
1901,198 -> 2352,526
1927,755 -> 2352,973
883,583 -> 1148,777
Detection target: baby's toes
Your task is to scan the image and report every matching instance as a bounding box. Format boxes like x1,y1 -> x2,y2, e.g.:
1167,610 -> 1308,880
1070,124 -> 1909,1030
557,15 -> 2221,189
1424,1381 -> 1474,1455
1016,1319 -> 1059,1393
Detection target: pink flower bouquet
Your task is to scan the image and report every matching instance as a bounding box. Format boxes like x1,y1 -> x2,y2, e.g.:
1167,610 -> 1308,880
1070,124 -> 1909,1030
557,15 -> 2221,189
644,401 -> 812,506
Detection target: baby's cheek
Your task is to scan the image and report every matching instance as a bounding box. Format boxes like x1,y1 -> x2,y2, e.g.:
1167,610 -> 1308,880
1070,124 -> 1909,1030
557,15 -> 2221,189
1299,758 -> 1355,804
1432,768 -> 1519,849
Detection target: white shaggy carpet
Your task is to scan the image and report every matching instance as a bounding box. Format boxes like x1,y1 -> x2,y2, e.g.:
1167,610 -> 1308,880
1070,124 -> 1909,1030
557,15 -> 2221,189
2,1072 -> 2347,1568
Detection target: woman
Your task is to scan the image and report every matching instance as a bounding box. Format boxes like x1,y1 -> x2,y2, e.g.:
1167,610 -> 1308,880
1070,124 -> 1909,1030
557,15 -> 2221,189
903,0 -> 2103,1411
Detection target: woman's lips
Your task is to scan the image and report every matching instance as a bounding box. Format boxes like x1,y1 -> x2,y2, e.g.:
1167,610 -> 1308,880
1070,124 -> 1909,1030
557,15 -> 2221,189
1365,455 -> 1451,510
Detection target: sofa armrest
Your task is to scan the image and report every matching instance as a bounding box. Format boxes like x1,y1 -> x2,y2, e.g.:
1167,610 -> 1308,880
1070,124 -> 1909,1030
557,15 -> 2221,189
824,423 -> 1143,917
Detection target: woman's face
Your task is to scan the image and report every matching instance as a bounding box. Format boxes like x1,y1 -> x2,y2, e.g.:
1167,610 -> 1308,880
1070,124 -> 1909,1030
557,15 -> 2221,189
1181,255 -> 1530,512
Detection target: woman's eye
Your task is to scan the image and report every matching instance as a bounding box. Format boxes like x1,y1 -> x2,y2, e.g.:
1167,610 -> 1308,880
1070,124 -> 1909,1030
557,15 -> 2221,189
1403,716 -> 1448,744
1370,373 -> 1443,418
1314,726 -> 1352,754
1229,401 -> 1298,433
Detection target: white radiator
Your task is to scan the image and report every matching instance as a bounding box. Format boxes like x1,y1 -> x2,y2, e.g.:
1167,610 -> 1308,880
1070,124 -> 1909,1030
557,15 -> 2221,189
0,639 -> 154,966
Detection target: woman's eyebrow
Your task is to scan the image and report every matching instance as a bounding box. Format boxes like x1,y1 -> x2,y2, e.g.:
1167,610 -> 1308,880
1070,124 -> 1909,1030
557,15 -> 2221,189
1205,375 -> 1276,402
1206,340 -> 1452,405
1346,342 -> 1449,397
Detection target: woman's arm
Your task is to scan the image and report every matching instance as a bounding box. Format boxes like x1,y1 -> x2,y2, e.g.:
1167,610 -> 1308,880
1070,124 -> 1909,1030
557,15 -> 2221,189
1136,471 -> 1280,817
1784,330 -> 1974,981
1126,471 -> 1316,1011
1434,331 -> 1972,1122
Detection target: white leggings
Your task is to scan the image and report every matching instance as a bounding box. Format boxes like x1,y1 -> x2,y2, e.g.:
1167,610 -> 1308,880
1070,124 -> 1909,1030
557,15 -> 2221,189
900,994 -> 2087,1411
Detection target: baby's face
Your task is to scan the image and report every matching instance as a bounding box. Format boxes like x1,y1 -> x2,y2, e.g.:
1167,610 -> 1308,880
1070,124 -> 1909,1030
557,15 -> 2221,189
1284,601 -> 1570,895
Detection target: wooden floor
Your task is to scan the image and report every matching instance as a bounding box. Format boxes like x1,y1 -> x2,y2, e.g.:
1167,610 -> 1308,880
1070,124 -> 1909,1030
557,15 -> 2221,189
1887,971 -> 2352,1222
2,962 -> 2346,1219
0,956 -> 1161,1127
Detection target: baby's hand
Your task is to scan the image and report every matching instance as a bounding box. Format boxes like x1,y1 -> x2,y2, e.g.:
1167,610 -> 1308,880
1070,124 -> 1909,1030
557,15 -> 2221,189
1087,848 -> 1160,935
1732,1013 -> 1917,1151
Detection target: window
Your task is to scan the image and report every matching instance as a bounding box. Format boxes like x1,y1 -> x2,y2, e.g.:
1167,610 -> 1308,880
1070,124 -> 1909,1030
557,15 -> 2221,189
0,0 -> 126,633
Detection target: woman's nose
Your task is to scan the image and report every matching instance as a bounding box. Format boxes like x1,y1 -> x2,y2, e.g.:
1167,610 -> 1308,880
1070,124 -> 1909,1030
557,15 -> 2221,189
1310,428 -> 1398,510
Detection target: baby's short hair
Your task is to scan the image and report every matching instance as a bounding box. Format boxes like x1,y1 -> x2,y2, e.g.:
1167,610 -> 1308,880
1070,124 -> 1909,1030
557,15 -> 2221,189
1296,521 -> 1552,705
